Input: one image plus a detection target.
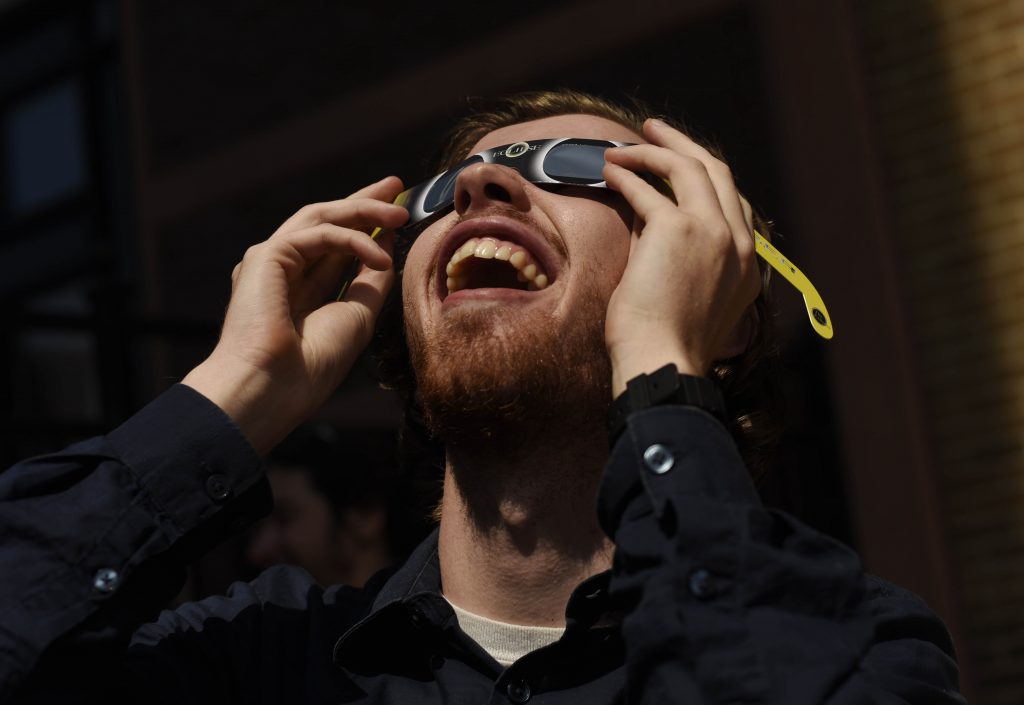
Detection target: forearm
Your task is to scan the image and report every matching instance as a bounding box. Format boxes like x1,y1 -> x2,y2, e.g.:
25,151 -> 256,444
0,385 -> 270,701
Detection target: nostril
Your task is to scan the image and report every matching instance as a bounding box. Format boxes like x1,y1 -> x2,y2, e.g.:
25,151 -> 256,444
483,182 -> 512,202
454,168 -> 519,214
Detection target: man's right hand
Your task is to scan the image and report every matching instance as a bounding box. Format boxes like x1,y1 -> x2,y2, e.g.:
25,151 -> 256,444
182,176 -> 408,454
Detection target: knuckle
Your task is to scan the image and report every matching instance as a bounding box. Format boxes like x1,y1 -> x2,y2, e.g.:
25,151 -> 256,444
314,224 -> 337,245
680,155 -> 708,174
242,244 -> 263,263
739,239 -> 759,267
709,223 -> 733,243
737,227 -> 756,250
354,199 -> 378,219
298,202 -> 325,223
708,159 -> 733,182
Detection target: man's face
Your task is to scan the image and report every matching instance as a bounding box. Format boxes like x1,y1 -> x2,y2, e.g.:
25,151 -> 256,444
402,114 -> 644,446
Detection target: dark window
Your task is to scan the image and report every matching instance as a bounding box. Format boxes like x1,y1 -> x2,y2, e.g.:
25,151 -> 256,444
3,80 -> 87,214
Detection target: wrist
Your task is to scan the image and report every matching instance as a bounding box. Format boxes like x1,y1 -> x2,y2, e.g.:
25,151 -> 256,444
182,354 -> 293,455
610,344 -> 706,397
608,363 -> 729,441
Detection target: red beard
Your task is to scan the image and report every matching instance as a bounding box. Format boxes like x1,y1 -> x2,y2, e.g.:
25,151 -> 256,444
405,290 -> 612,455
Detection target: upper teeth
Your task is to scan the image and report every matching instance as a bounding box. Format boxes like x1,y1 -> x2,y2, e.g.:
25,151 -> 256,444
445,237 -> 550,293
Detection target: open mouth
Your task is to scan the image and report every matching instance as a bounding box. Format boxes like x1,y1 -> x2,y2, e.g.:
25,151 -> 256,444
444,237 -> 551,296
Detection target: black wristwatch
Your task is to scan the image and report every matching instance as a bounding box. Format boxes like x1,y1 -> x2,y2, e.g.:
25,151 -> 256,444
608,363 -> 728,441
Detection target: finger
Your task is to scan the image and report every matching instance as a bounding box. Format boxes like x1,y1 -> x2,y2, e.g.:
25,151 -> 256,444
605,145 -> 726,225
603,152 -> 729,246
602,162 -> 678,224
731,196 -> 761,301
369,227 -> 395,266
299,229 -> 396,313
343,257 -> 394,314
738,197 -> 758,282
295,198 -> 408,232
274,176 -> 406,234
273,197 -> 408,239
306,263 -> 394,353
292,250 -> 349,316
277,224 -> 393,275
643,119 -> 752,247
739,196 -> 754,233
280,225 -> 391,318
348,175 -> 404,200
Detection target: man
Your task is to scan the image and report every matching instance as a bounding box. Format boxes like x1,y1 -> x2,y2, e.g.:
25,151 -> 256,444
0,91 -> 963,703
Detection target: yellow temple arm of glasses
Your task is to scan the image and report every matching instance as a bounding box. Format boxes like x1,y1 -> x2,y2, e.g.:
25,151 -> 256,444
754,231 -> 833,340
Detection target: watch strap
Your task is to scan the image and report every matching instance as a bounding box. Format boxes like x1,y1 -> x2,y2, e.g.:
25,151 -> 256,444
609,364 -> 728,441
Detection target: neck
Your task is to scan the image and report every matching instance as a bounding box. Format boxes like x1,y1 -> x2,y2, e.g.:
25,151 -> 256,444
438,423 -> 613,627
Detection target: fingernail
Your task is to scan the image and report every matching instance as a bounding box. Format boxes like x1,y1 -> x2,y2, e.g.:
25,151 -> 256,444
648,118 -> 667,128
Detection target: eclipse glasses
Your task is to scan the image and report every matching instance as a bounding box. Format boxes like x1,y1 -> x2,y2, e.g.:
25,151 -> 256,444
347,137 -> 833,340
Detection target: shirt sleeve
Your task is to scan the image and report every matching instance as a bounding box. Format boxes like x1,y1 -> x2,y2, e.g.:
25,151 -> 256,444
0,384 -> 270,701
597,405 -> 965,705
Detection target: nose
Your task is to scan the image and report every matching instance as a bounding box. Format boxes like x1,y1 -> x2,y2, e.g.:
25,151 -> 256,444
453,162 -> 532,216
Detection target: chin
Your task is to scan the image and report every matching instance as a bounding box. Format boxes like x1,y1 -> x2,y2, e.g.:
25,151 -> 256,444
407,291 -> 611,451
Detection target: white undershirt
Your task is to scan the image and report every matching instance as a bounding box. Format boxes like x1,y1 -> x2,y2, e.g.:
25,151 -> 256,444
445,598 -> 565,667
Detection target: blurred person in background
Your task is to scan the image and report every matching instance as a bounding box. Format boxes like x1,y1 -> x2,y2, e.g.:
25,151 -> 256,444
244,423 -> 399,588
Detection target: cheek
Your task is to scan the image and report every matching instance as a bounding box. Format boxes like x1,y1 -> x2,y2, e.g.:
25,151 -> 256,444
401,219 -> 450,299
561,207 -> 632,290
401,236 -> 432,304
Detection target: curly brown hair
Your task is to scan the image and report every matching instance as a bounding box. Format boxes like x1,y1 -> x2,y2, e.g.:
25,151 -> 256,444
371,89 -> 782,501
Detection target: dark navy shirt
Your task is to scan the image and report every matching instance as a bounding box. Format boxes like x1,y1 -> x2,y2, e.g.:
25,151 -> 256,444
0,385 -> 964,703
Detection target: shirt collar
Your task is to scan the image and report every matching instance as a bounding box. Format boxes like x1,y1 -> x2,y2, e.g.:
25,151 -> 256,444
369,526 -> 443,611
332,528 -> 448,670
333,527 -> 622,670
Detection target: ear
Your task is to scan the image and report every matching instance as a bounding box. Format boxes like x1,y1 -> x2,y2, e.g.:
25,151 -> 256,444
717,304 -> 758,360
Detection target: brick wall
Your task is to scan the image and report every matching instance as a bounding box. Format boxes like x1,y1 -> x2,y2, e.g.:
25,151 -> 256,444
858,1 -> 1024,702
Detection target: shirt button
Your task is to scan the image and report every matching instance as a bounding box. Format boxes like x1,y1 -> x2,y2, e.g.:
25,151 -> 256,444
93,568 -> 120,593
688,568 -> 717,599
506,679 -> 531,703
642,444 -> 675,474
205,473 -> 231,501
